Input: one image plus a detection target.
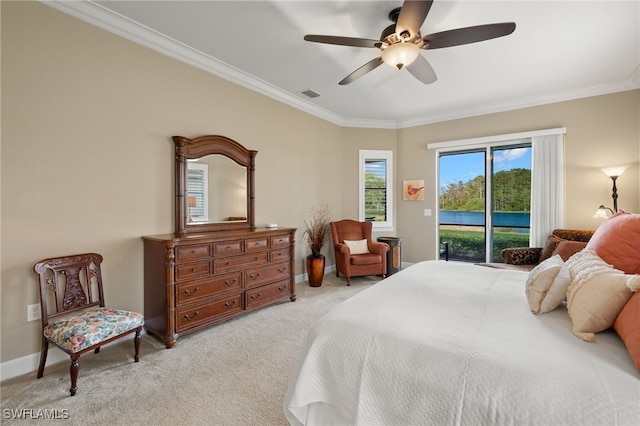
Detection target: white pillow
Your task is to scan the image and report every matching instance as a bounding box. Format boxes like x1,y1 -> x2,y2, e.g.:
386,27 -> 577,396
525,254 -> 571,314
344,239 -> 369,255
565,249 -> 637,342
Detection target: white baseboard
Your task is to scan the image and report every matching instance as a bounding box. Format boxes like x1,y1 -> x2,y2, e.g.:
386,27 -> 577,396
1,347 -> 70,382
1,265 -> 337,382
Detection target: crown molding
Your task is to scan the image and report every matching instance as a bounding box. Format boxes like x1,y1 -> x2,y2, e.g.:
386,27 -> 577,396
397,79 -> 639,129
42,1 -> 639,131
41,0 -> 353,126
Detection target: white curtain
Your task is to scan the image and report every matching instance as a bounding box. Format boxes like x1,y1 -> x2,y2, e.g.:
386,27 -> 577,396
530,134 -> 565,247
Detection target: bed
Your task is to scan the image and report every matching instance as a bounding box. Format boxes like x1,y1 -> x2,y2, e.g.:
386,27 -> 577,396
283,261 -> 639,426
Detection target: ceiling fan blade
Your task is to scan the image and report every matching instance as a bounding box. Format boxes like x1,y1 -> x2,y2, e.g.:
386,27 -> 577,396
406,55 -> 437,85
422,22 -> 516,49
339,57 -> 384,85
304,34 -> 380,48
396,1 -> 433,39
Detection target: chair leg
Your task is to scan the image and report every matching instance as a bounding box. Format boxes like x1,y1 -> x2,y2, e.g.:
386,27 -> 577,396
134,327 -> 142,362
37,339 -> 49,379
345,276 -> 351,286
69,355 -> 80,396
94,347 -> 100,354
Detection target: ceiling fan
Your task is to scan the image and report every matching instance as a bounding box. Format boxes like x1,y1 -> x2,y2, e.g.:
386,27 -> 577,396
304,0 -> 516,85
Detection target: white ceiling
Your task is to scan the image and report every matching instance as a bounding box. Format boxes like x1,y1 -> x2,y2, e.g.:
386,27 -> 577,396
47,1 -> 640,129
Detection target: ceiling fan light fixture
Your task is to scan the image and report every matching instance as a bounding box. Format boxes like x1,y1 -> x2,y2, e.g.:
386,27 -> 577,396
381,42 -> 419,70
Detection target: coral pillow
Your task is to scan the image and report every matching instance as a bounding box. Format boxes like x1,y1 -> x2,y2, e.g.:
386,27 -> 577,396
586,210 -> 640,274
565,249 -> 638,342
614,292 -> 640,370
344,239 -> 369,255
525,255 -> 571,314
551,240 -> 587,261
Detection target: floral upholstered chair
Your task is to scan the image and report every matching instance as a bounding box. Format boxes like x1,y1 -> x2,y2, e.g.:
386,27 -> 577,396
34,253 -> 144,396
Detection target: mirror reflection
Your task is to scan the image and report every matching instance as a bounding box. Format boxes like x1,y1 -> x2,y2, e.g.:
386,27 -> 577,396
187,155 -> 247,224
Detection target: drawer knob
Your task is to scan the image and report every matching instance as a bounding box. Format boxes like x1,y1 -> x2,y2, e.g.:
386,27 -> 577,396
278,267 -> 287,273
250,292 -> 262,300
224,278 -> 237,286
278,285 -> 287,291
184,311 -> 200,321
191,268 -> 197,272
224,300 -> 237,309
249,272 -> 261,280
184,287 -> 200,296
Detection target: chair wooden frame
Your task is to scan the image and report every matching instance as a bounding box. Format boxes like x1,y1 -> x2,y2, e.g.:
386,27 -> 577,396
34,253 -> 143,396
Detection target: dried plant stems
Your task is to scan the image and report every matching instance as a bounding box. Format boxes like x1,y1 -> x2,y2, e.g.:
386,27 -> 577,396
304,204 -> 331,255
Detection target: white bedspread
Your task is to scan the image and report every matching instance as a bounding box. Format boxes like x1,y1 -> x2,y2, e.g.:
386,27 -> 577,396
284,261 -> 640,426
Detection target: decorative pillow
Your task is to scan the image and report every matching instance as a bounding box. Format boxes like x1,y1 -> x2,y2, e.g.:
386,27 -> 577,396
525,255 -> 571,314
344,239 -> 369,255
586,210 -> 640,274
551,240 -> 587,261
538,234 -> 564,263
565,249 -> 637,342
614,292 -> 640,371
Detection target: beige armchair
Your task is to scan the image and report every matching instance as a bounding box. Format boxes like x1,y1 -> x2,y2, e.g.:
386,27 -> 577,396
330,220 -> 389,285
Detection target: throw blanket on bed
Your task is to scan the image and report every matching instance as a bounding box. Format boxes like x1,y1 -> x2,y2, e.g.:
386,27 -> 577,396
284,261 -> 639,426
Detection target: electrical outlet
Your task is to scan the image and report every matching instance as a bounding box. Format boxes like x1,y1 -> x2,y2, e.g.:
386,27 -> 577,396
27,304 -> 41,322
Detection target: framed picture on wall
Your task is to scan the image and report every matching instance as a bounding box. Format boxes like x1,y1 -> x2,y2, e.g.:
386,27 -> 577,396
403,180 -> 424,201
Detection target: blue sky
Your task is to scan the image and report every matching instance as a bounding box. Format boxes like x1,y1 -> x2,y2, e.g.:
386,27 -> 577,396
439,147 -> 531,187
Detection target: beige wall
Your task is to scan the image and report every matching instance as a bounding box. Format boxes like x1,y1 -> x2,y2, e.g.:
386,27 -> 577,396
1,2 -> 344,363
397,91 -> 640,262
1,2 -> 639,366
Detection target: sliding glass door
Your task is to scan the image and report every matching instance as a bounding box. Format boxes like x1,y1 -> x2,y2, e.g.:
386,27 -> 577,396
439,143 -> 531,262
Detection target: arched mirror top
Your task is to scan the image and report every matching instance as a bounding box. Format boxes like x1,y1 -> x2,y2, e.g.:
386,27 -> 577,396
173,135 -> 257,236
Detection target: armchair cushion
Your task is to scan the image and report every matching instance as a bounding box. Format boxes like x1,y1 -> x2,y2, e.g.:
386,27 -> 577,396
350,253 -> 383,265
344,239 -> 370,255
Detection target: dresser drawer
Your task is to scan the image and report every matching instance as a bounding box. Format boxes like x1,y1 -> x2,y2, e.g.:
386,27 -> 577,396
245,279 -> 292,309
245,261 -> 291,289
245,237 -> 268,252
176,272 -> 242,305
270,234 -> 291,249
213,240 -> 243,257
175,260 -> 211,282
270,249 -> 290,263
176,244 -> 210,262
176,294 -> 243,332
214,252 -> 268,273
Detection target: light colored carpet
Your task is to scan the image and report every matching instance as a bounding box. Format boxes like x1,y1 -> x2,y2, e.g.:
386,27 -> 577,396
1,274 -> 379,425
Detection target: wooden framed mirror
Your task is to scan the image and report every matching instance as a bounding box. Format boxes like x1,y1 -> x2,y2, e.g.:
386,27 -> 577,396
173,135 -> 256,236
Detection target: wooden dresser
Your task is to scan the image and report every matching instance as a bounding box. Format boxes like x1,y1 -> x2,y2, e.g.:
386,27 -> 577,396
142,227 -> 296,348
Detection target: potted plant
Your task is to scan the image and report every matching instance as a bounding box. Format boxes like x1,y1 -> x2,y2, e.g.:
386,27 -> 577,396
303,204 -> 331,287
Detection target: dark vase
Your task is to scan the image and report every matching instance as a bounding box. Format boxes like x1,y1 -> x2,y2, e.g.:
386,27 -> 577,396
306,253 -> 325,287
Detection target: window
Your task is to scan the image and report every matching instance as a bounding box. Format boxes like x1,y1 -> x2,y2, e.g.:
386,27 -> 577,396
359,150 -> 393,230
438,143 -> 532,263
187,162 -> 209,222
